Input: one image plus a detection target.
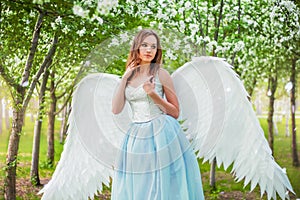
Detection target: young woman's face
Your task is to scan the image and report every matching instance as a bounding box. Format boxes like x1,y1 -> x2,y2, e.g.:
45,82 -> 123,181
138,35 -> 157,65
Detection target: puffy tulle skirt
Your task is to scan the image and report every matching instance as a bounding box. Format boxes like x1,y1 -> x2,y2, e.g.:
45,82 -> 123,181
111,114 -> 204,200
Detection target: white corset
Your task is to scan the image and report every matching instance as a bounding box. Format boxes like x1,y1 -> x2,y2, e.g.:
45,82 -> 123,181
125,75 -> 164,122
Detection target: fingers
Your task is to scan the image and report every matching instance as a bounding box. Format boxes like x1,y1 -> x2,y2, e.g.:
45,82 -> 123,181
123,63 -> 136,80
149,75 -> 154,83
128,61 -> 137,69
144,76 -> 155,89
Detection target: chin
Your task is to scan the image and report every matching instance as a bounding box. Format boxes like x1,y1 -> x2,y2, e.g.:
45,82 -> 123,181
141,59 -> 153,64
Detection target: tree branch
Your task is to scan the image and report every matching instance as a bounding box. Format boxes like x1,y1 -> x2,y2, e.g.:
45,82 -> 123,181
0,64 -> 19,89
54,87 -> 73,116
23,33 -> 59,109
54,67 -> 72,89
195,0 -> 204,38
283,44 -> 300,58
11,0 -> 73,18
231,0 -> 241,66
214,0 -> 224,42
21,11 -> 44,86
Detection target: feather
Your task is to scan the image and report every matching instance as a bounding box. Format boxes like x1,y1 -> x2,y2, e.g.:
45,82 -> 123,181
39,73 -> 131,199
172,56 -> 294,199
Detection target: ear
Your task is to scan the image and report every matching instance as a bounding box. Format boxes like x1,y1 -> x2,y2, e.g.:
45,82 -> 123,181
136,58 -> 141,65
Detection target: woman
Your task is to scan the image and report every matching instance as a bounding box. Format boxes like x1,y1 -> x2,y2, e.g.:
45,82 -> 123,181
111,29 -> 205,199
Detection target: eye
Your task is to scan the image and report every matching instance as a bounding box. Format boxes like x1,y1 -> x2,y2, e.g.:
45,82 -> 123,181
141,43 -> 147,47
151,45 -> 157,49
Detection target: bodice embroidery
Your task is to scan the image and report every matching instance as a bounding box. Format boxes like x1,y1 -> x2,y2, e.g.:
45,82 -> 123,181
125,74 -> 164,122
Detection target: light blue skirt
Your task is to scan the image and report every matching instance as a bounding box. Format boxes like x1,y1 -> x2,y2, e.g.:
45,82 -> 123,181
111,114 -> 204,200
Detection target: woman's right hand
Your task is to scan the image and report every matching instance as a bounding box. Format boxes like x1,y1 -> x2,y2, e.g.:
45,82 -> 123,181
122,62 -> 136,80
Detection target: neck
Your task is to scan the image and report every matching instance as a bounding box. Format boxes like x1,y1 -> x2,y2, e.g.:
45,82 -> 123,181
139,62 -> 150,74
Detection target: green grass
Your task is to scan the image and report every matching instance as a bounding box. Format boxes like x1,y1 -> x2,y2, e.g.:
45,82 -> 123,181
0,116 -> 299,199
0,118 -> 64,200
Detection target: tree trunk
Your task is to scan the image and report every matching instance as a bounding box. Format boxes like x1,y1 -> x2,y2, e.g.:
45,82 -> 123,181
290,58 -> 299,166
273,115 -> 278,135
47,70 -> 56,165
2,11 -> 57,199
210,158 -> 217,190
30,113 -> 34,122
59,104 -> 68,144
247,78 -> 257,99
4,96 -> 25,200
255,89 -> 262,115
267,75 -> 277,153
30,69 -> 49,186
0,98 -> 3,135
231,0 -> 241,66
5,99 -> 10,130
285,97 -> 290,137
210,0 -> 224,189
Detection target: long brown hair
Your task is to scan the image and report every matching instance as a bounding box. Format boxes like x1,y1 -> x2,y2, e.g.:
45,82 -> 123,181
126,29 -> 162,78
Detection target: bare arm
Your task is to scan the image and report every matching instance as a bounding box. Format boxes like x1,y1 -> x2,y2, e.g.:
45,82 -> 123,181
112,64 -> 135,114
143,68 -> 179,119
111,78 -> 127,114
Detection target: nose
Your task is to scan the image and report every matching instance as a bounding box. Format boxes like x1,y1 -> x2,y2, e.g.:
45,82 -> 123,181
146,47 -> 152,52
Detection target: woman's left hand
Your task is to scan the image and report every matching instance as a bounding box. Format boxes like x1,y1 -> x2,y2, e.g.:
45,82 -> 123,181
143,76 -> 155,95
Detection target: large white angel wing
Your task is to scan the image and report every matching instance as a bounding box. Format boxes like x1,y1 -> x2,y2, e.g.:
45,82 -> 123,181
172,56 -> 294,200
39,73 -> 131,199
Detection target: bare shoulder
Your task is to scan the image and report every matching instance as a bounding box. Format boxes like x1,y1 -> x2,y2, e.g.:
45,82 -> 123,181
158,68 -> 172,84
158,68 -> 170,75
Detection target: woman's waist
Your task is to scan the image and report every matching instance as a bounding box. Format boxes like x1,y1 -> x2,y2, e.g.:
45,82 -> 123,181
131,112 -> 164,123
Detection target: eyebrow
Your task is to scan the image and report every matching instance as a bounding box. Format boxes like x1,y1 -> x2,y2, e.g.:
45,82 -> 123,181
141,42 -> 157,45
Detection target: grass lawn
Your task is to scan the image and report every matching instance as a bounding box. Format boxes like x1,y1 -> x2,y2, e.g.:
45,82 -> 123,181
0,117 -> 299,200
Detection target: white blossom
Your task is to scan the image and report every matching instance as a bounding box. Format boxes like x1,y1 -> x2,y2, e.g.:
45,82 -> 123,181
73,5 -> 89,18
62,25 -> 70,34
183,44 -> 192,54
148,1 -> 156,8
29,10 -> 36,18
189,23 -> 199,37
285,82 -> 293,92
108,38 -> 119,47
179,20 -> 185,30
76,27 -> 86,37
55,16 -> 62,25
140,9 -> 153,15
178,7 -> 185,15
207,41 -> 217,51
280,1 -> 296,12
33,0 -> 50,4
84,60 -> 91,67
215,45 -> 223,53
97,0 -> 119,15
158,23 -> 163,30
233,41 -> 245,52
203,36 -> 210,43
84,0 -> 93,6
172,39 -> 181,50
185,1 -> 192,9
14,55 -> 21,66
51,22 -> 57,30
150,21 -> 156,27
170,8 -> 177,17
195,35 -> 203,45
166,49 -> 177,60
120,32 -> 129,43
157,9 -> 168,20
92,15 -> 104,25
